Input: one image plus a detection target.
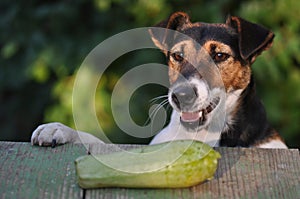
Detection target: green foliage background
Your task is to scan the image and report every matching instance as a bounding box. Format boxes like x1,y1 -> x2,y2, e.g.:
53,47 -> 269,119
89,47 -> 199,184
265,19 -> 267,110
1,0 -> 299,147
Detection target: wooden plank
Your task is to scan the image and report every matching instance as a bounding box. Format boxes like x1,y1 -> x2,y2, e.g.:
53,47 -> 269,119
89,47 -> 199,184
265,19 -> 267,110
86,144 -> 300,199
0,142 -> 299,199
0,142 -> 87,199
194,148 -> 300,199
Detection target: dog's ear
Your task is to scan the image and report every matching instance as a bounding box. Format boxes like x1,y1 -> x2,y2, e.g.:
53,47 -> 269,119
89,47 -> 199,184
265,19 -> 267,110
226,16 -> 274,63
149,12 -> 191,53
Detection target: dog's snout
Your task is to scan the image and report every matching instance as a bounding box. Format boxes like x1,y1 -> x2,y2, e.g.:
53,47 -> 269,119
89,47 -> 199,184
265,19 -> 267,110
171,85 -> 198,109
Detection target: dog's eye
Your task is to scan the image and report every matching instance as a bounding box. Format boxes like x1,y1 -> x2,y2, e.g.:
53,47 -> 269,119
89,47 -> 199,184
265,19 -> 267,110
213,53 -> 229,62
171,52 -> 184,62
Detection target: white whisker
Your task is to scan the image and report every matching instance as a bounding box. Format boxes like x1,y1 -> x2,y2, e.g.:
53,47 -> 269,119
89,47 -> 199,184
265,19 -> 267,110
149,95 -> 168,103
149,99 -> 169,119
144,98 -> 169,126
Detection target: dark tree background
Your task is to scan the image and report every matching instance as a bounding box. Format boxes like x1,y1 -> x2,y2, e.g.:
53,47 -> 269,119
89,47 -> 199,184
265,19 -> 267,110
1,0 -> 299,148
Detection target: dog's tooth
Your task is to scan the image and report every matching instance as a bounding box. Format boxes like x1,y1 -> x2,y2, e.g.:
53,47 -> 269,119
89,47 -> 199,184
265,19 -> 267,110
199,111 -> 203,118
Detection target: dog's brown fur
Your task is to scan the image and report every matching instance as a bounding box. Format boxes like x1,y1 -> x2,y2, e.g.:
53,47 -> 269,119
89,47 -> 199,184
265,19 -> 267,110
31,12 -> 287,149
149,12 -> 287,147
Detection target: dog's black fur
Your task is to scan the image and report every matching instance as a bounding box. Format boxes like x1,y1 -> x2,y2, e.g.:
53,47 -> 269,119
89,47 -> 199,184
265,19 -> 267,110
31,12 -> 287,149
150,12 -> 286,147
219,76 -> 279,147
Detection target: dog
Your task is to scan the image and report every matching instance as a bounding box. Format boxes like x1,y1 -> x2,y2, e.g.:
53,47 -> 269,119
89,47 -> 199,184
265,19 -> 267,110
31,12 -> 287,148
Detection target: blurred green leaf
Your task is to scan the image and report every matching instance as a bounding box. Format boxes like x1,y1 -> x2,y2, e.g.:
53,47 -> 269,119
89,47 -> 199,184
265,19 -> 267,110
0,0 -> 299,147
1,41 -> 19,59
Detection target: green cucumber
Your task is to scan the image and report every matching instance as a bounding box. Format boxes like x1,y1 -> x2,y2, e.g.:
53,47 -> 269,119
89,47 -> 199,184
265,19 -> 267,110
75,140 -> 221,189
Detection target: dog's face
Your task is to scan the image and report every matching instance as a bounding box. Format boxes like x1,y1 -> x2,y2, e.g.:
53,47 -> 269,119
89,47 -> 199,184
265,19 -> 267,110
149,12 -> 274,131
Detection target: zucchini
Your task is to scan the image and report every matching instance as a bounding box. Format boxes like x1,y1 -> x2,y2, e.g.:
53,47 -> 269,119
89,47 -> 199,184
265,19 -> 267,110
75,140 -> 221,189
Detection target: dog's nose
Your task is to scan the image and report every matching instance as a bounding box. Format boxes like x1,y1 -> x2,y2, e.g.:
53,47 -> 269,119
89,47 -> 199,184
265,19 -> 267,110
171,86 -> 198,109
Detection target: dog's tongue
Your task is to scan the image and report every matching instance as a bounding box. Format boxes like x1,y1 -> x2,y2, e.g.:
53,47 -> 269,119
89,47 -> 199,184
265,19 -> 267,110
181,111 -> 202,122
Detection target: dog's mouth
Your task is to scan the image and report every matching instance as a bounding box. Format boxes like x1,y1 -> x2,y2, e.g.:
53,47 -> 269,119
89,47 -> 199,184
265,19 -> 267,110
180,97 -> 220,129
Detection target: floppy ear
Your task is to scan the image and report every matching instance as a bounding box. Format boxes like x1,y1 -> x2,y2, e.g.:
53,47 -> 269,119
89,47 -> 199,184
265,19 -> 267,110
226,16 -> 274,63
148,12 -> 191,52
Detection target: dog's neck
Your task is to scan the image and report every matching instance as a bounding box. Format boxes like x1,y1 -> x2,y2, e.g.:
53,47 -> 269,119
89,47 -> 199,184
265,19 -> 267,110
220,76 -> 272,147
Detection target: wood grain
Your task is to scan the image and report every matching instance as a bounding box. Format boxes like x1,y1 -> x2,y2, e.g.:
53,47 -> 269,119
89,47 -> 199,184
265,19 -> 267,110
0,142 -> 86,199
86,145 -> 300,199
0,142 -> 299,199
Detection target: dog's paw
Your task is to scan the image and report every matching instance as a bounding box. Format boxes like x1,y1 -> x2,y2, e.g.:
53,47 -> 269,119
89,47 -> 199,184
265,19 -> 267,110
31,122 -> 76,147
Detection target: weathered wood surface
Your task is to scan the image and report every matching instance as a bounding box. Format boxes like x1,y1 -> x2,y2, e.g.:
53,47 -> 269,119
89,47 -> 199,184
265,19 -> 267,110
0,142 -> 299,199
0,142 -> 86,199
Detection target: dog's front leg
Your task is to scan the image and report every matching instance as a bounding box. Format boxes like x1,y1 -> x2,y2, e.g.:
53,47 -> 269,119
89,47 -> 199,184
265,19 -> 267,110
31,122 -> 103,146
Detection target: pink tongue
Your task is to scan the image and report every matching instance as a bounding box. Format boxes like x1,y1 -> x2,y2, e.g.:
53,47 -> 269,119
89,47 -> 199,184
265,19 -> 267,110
181,112 -> 200,122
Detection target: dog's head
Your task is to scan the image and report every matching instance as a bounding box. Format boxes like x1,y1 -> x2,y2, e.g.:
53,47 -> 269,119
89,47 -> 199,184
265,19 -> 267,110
149,12 -> 274,131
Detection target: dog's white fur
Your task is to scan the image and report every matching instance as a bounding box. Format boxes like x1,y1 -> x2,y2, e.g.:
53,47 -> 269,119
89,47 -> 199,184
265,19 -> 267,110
31,89 -> 287,148
150,88 -> 245,147
31,122 -> 102,146
31,22 -> 288,149
257,140 -> 288,149
31,116 -> 287,148
149,110 -> 221,146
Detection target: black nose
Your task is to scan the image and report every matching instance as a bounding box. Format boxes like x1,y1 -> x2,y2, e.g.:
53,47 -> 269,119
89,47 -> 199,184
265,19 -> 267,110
171,85 -> 198,109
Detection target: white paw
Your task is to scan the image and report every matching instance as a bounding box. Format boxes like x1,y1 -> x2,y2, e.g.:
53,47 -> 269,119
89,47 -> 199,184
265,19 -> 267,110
31,122 -> 76,147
